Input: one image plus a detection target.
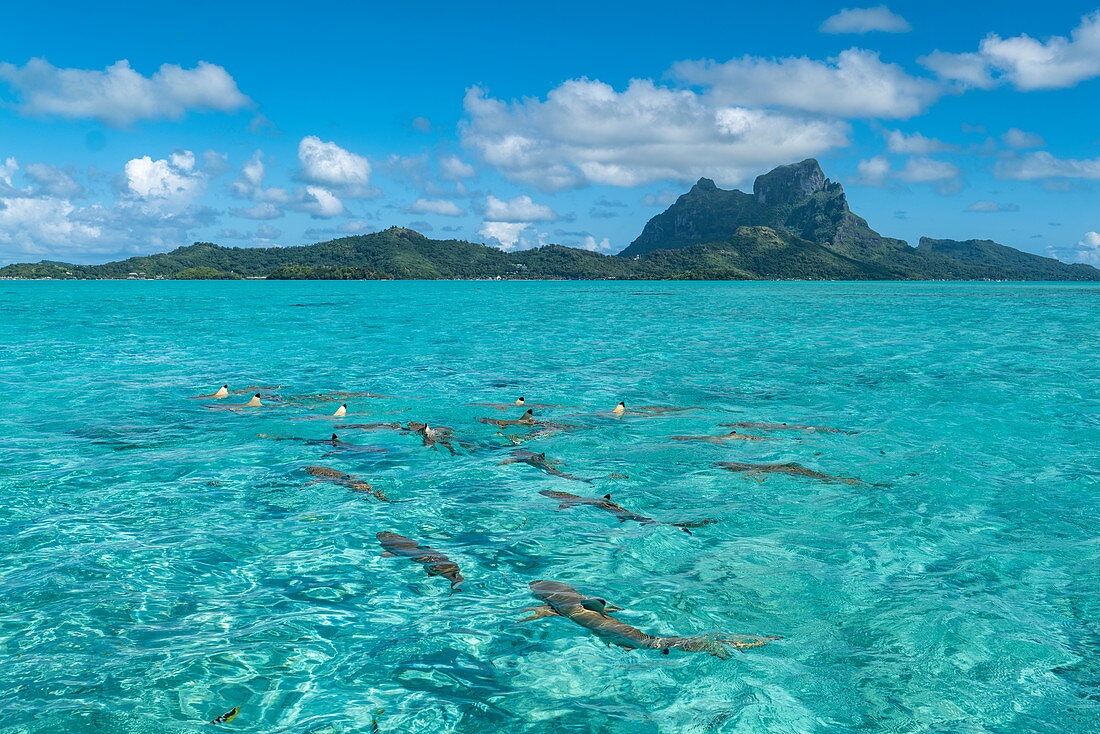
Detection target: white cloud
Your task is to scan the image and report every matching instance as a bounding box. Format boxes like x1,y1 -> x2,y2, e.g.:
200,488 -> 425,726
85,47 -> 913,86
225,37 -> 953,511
440,155 -> 476,180
820,6 -> 911,34
484,194 -> 557,222
898,157 -> 963,194
921,12 -> 1100,90
404,198 -> 465,216
854,156 -> 892,186
884,129 -> 955,154
124,151 -> 206,211
1078,231 -> 1100,261
1049,231 -> 1100,265
230,203 -> 283,220
995,151 -> 1100,180
0,196 -> 104,255
297,136 -> 371,188
1001,128 -> 1045,149
854,155 -> 962,193
298,185 -> 345,218
672,49 -> 940,119
479,221 -> 531,250
0,158 -> 17,187
965,200 -> 1019,212
897,157 -> 960,183
230,151 -> 290,203
579,235 -> 615,253
0,58 -> 250,126
461,80 -> 849,191
23,164 -> 85,198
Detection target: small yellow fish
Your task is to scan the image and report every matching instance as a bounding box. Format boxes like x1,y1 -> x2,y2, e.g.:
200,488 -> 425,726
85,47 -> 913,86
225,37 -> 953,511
370,709 -> 384,732
210,706 -> 240,724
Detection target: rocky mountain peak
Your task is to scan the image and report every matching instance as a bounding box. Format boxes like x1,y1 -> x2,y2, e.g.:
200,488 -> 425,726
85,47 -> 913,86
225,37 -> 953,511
752,158 -> 828,207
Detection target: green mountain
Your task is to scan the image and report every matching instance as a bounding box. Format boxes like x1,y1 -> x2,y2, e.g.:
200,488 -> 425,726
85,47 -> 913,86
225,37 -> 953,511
915,237 -> 1100,281
617,159 -> 1099,281
0,228 -> 651,281
2,160 -> 1098,281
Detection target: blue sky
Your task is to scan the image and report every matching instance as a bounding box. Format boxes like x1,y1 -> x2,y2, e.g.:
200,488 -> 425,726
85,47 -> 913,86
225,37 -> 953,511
2,0 -> 1100,265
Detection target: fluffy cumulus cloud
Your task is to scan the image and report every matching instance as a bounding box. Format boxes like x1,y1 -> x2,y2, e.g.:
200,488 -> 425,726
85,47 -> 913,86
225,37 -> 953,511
896,157 -> 962,193
404,198 -> 465,217
483,194 -> 558,222
439,155 -> 476,180
921,12 -> 1100,90
579,235 -> 614,253
1048,231 -> 1100,265
230,151 -> 290,204
820,6 -> 911,34
0,196 -> 104,256
0,150 -> 226,261
994,151 -> 1100,180
854,156 -> 892,186
854,155 -> 962,193
0,59 -> 250,126
461,80 -> 849,191
297,185 -> 345,218
1073,231 -> 1100,263
297,136 -> 371,189
478,221 -> 532,250
23,164 -> 85,198
884,129 -> 955,154
124,150 -> 206,212
672,49 -> 940,119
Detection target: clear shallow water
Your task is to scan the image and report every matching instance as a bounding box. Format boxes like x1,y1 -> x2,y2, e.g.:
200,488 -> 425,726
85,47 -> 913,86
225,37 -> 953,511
0,280 -> 1097,734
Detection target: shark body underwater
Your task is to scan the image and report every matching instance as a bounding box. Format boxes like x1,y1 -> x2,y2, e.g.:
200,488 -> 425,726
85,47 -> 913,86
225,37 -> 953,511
377,531 -> 466,589
304,465 -> 394,502
717,462 -> 868,485
538,490 -> 715,533
499,450 -> 594,482
518,580 -> 779,659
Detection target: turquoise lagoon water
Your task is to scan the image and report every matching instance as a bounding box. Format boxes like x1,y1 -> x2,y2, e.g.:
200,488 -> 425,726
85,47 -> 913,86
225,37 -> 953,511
0,280 -> 1097,734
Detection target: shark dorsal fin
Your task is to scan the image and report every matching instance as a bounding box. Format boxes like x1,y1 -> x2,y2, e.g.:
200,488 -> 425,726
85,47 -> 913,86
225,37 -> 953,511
603,494 -> 612,500
521,409 -> 533,419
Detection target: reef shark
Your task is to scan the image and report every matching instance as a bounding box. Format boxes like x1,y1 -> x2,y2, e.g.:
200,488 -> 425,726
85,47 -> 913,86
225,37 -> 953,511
304,465 -> 394,502
499,450 -> 594,482
539,489 -> 715,534
721,422 -> 855,434
671,430 -> 779,443
518,580 -> 779,659
717,461 -> 865,485
377,531 -> 466,589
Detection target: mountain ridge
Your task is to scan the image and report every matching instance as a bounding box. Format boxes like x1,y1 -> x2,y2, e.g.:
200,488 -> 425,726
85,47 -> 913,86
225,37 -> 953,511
2,160 -> 1097,281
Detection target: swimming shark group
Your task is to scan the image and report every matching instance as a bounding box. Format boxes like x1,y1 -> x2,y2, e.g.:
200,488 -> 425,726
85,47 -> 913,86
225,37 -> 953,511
193,383 -> 879,676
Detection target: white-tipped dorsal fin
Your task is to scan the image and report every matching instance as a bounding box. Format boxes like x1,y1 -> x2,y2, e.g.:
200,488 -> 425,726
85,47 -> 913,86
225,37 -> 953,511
246,394 -> 262,407
214,385 -> 229,397
333,404 -> 347,417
